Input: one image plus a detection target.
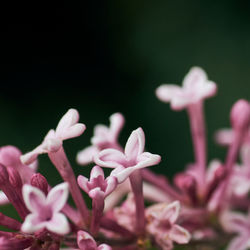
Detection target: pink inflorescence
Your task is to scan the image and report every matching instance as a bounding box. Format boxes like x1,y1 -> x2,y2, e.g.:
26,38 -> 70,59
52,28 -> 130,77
0,67 -> 250,249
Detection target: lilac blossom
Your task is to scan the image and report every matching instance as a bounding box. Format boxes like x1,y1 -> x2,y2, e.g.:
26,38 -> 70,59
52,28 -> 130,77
78,166 -> 117,234
156,66 -> 217,110
146,201 -> 191,249
95,127 -> 161,235
1,66 -> 250,249
21,108 -> 89,224
22,182 -> 70,235
77,113 -> 124,165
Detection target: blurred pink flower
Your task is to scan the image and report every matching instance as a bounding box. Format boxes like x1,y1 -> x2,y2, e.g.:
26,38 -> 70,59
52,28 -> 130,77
77,113 -> 124,165
156,67 -> 217,110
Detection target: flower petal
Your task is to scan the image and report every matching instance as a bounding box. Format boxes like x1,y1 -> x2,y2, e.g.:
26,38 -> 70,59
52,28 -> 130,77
60,124 -> 86,141
91,125 -> 109,145
78,175 -> 90,193
90,166 -> 105,181
161,201 -> 180,224
136,152 -> 161,169
94,149 -> 126,168
124,127 -> 145,160
46,212 -> 70,235
105,176 -> 118,196
220,211 -> 248,233
169,224 -> 191,244
227,234 -> 250,250
22,184 -> 46,213
215,129 -> 234,146
21,213 -> 46,233
156,84 -> 182,103
0,191 -> 9,205
56,109 -> 86,140
47,182 -> 69,212
56,109 -> 80,134
198,81 -> 217,99
183,67 -> 207,90
77,146 -> 99,165
98,244 -> 112,250
77,230 -> 97,250
109,112 -> 125,140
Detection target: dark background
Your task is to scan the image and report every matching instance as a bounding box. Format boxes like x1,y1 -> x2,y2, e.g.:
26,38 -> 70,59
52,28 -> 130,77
0,0 -> 250,186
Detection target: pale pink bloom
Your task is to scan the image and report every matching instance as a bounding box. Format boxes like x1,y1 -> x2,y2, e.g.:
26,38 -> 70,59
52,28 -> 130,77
77,113 -> 124,165
94,127 -> 161,183
78,166 -> 117,199
220,210 -> 250,250
0,146 -> 37,205
156,67 -> 217,110
21,182 -> 70,235
78,166 -> 118,234
21,109 -> 86,165
146,201 -> 190,250
77,231 -> 112,250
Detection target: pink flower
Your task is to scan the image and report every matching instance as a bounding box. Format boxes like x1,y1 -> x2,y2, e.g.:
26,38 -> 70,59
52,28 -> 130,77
77,230 -> 112,250
77,113 -> 124,165
21,109 -> 86,165
220,210 -> 250,250
78,166 -> 117,199
21,182 -> 70,235
156,67 -> 217,110
146,201 -> 191,250
94,127 -> 161,183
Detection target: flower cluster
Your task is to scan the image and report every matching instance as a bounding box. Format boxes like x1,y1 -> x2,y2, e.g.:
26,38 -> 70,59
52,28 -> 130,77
0,67 -> 250,249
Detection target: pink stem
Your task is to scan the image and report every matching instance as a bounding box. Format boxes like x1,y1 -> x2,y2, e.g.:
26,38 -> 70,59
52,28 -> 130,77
90,196 -> 104,235
48,147 -> 89,225
129,169 -> 145,235
100,217 -> 135,238
0,212 -> 21,231
141,169 -> 183,200
187,102 -> 207,193
62,204 -> 81,226
218,131 -> 244,211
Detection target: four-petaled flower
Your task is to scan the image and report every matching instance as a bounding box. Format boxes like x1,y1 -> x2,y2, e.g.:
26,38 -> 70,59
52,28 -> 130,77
146,201 -> 191,250
77,113 -> 124,165
78,165 -> 117,200
21,182 -> 70,235
94,127 -> 161,183
20,109 -> 86,165
156,67 -> 217,110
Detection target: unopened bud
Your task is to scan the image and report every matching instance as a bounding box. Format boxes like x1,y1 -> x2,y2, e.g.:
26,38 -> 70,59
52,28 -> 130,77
174,173 -> 197,205
230,99 -> 250,131
31,173 -> 48,194
7,167 -> 22,189
0,164 -> 9,185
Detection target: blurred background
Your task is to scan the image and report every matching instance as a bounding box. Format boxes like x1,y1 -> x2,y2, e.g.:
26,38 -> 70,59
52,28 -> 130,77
0,0 -> 250,187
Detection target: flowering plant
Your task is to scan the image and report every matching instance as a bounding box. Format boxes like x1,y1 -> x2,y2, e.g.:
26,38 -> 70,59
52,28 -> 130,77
0,67 -> 250,250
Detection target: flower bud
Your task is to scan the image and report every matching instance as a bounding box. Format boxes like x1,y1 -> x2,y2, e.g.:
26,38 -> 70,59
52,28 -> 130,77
30,173 -> 48,194
230,99 -> 250,131
7,167 -> 22,189
0,164 -> 9,185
